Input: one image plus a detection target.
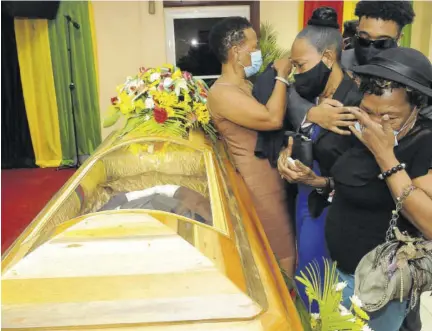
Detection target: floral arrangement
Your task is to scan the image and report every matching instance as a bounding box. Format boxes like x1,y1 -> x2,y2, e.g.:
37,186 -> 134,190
296,259 -> 373,331
103,65 -> 217,141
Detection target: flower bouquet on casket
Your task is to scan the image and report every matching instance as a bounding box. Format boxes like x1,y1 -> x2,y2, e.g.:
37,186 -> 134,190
296,259 -> 373,331
103,65 -> 217,141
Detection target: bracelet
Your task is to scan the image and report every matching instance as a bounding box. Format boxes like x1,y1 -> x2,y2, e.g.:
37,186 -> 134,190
396,184 -> 417,204
378,163 -> 406,180
316,177 -> 334,195
316,177 -> 329,194
275,76 -> 290,86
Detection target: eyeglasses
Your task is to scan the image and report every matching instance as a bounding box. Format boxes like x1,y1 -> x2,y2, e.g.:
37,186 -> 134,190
355,35 -> 397,49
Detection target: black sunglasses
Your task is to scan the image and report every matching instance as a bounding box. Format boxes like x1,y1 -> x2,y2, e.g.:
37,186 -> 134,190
356,35 -> 397,49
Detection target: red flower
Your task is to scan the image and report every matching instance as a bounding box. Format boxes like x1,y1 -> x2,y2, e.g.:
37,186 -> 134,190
111,96 -> 119,105
154,106 -> 168,124
139,67 -> 146,73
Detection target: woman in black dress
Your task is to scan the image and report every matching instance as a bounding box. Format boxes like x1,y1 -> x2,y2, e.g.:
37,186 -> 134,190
277,6 -> 361,311
326,48 -> 432,331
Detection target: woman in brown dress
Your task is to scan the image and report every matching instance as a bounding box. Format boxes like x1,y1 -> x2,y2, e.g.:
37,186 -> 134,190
207,17 -> 295,275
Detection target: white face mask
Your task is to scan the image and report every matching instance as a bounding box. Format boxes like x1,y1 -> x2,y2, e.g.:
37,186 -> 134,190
238,49 -> 263,77
353,109 -> 417,147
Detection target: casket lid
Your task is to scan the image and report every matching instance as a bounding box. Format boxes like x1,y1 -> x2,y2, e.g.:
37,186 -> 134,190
2,212 -> 261,329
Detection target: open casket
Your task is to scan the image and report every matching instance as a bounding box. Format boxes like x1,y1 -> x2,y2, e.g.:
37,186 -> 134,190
1,130 -> 303,331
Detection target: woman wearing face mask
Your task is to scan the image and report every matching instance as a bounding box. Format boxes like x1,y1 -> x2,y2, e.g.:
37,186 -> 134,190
324,47 -> 432,331
207,17 -> 296,275
277,6 -> 363,310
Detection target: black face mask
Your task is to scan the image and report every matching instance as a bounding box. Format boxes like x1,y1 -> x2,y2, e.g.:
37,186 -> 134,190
354,36 -> 398,65
294,61 -> 332,101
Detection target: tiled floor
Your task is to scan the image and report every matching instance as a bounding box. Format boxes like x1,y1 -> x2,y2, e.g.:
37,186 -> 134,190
421,291 -> 432,331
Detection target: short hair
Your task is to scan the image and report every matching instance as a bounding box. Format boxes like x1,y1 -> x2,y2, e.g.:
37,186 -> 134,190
343,20 -> 359,38
209,16 -> 252,63
296,7 -> 343,62
359,75 -> 428,109
355,1 -> 415,32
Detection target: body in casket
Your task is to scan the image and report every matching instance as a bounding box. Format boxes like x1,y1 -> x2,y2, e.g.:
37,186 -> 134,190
1,130 -> 302,331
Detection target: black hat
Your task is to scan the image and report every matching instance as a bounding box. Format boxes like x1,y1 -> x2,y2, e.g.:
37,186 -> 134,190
352,47 -> 432,98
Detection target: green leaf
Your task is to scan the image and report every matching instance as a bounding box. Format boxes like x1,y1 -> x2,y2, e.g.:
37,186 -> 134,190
103,106 -> 121,128
259,22 -> 290,74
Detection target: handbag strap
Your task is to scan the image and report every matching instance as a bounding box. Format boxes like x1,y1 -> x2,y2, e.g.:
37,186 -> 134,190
385,185 -> 417,242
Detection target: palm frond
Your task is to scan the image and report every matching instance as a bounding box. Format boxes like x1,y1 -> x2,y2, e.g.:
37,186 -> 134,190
259,22 -> 290,74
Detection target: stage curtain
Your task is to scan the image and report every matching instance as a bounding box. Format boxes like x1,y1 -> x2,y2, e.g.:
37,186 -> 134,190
342,1 -> 358,23
88,1 -> 99,96
14,19 -> 62,168
303,1 -> 344,30
48,1 -> 101,165
1,12 -> 36,169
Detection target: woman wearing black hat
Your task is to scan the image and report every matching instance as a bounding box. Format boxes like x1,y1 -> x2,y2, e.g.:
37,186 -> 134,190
325,47 -> 432,330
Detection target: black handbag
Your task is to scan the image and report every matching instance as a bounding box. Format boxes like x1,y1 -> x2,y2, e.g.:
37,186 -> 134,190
284,131 -> 314,169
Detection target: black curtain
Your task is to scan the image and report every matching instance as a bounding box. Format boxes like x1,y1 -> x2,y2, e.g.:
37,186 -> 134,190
1,9 -> 36,169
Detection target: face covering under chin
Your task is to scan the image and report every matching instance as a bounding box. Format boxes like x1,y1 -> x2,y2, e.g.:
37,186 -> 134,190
239,50 -> 263,78
353,110 -> 417,147
294,61 -> 332,101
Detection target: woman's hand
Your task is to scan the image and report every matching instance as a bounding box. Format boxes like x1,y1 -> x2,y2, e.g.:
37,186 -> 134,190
273,58 -> 292,78
277,137 -> 325,187
307,99 -> 357,136
348,107 -> 395,160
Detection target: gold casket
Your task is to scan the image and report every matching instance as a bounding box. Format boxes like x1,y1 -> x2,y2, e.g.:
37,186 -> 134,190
1,130 -> 303,331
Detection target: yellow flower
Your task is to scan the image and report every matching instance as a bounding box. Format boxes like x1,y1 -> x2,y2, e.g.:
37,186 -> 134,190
162,64 -> 174,72
134,99 -> 146,112
118,91 -> 135,114
172,68 -> 182,80
165,106 -> 175,117
177,101 -> 191,111
154,91 -> 178,108
194,103 -> 210,124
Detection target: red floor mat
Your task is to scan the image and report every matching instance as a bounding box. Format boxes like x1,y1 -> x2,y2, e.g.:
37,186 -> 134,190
1,168 -> 75,253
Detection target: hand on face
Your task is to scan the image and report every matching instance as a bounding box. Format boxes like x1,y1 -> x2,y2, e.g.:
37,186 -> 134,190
348,107 -> 395,157
308,99 -> 357,135
277,137 -> 317,184
273,58 -> 293,78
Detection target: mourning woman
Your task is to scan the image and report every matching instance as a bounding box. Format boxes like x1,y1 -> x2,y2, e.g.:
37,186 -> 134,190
328,47 -> 432,330
282,47 -> 432,330
278,7 -> 361,310
207,17 -> 296,275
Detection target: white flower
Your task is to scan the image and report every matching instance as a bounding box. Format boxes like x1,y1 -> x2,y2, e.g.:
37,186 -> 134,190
334,281 -> 348,292
174,78 -> 188,96
362,326 -> 374,331
311,313 -> 320,320
350,295 -> 363,308
145,98 -> 155,109
149,72 -> 161,82
163,78 -> 173,89
338,304 -> 351,316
